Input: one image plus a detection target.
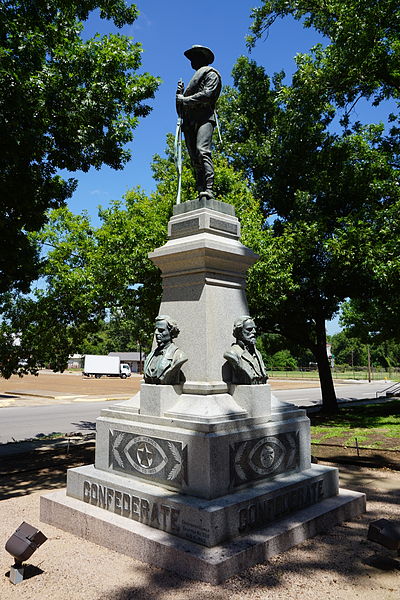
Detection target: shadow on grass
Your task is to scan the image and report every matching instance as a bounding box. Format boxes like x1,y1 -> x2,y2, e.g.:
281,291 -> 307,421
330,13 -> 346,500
312,447 -> 400,471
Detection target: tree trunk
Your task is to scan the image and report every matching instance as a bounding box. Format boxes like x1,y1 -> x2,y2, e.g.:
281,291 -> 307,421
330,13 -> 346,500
314,315 -> 338,414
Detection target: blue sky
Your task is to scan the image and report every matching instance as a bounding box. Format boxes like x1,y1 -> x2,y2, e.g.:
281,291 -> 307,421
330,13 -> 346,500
62,1 -> 391,335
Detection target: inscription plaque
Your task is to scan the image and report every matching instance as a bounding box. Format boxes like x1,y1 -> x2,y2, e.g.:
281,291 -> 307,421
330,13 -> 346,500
80,474 -> 326,546
181,519 -> 211,545
209,217 -> 238,235
171,217 -> 199,235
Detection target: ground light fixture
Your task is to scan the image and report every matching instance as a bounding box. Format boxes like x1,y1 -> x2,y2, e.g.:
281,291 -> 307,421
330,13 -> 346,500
5,522 -> 47,584
367,518 -> 400,554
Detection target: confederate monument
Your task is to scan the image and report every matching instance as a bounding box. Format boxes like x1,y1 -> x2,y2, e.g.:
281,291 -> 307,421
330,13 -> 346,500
176,45 -> 221,200
40,46 -> 365,585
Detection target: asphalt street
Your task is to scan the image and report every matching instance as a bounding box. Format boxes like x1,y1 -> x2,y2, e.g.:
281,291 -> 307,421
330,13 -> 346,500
273,380 -> 389,407
0,381 -> 391,444
0,401 -> 103,444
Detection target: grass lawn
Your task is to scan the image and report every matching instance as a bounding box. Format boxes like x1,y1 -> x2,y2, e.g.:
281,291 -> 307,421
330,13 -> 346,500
310,399 -> 400,450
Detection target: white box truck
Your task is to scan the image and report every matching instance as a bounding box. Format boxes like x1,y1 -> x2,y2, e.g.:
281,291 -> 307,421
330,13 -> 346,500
83,355 -> 131,379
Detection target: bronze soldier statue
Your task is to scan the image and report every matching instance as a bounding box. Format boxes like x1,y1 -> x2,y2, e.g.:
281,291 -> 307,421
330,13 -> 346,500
176,45 -> 222,200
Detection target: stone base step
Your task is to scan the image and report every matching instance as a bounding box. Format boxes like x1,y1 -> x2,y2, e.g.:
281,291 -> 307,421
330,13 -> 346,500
40,487 -> 365,584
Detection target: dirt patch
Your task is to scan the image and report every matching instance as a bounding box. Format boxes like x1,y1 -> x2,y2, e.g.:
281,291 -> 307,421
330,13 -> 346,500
0,371 -> 141,396
313,430 -> 400,450
0,371 -> 319,396
312,444 -> 400,470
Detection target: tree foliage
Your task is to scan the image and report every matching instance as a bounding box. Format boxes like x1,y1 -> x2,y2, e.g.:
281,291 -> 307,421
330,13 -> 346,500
248,0 -> 400,108
246,1 -> 400,346
218,52 -> 399,412
210,1 -> 400,411
0,0 -> 160,294
257,332 -> 314,370
330,330 -> 400,371
0,191 -> 167,377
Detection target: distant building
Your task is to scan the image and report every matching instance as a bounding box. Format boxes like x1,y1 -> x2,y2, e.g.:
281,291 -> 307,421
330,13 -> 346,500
108,352 -> 144,373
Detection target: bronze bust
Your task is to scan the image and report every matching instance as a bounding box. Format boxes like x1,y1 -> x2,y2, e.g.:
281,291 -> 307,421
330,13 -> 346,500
224,316 -> 268,385
144,315 -> 187,385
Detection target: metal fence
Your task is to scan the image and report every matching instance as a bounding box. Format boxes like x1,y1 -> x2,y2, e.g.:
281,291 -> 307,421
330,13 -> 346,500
267,367 -> 400,381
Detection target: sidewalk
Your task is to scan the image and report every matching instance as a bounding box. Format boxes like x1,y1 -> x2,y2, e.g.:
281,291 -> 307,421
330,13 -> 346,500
0,391 -> 132,408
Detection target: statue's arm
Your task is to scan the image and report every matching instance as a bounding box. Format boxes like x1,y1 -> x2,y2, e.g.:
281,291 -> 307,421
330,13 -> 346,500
176,79 -> 185,115
180,71 -> 221,106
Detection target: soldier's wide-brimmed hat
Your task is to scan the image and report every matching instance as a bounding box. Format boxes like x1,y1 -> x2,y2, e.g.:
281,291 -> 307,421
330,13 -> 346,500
184,45 -> 214,65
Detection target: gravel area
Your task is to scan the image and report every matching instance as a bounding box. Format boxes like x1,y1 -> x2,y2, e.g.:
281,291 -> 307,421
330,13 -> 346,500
1,464 -> 399,600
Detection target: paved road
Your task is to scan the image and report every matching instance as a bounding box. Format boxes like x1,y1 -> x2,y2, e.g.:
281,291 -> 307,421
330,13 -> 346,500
0,401 -> 104,444
0,381 -> 392,444
274,380 -> 389,407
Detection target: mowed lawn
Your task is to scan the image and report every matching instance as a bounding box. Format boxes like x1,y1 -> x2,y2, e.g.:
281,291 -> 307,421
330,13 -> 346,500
310,399 -> 400,450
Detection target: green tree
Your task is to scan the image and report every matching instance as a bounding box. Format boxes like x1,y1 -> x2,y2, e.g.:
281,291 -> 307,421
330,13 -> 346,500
0,194 -> 167,377
268,350 -> 298,371
0,0 -> 160,294
247,0 -> 400,386
330,331 -> 368,368
371,340 -> 400,371
330,329 -> 400,372
257,332 -> 313,369
218,55 -> 399,413
248,0 -> 400,108
78,312 -> 151,366
340,241 -> 400,344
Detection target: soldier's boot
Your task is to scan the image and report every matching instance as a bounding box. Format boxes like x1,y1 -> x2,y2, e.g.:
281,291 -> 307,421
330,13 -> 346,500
199,169 -> 214,199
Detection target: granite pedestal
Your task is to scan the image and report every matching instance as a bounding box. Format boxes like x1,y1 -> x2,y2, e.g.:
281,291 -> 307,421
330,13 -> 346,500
41,199 -> 366,582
